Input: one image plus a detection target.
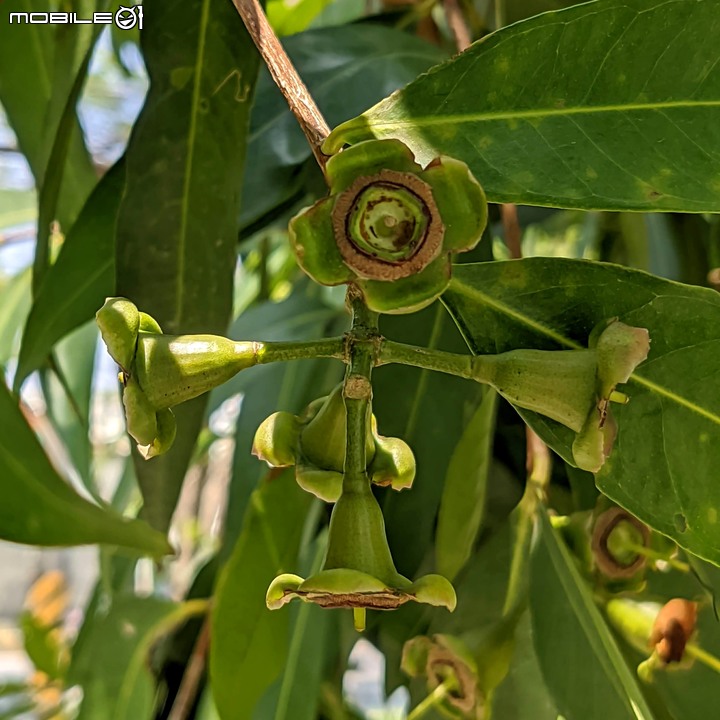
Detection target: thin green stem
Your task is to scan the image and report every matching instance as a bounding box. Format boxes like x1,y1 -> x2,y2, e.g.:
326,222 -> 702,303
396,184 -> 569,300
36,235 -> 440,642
407,680 -> 454,720
623,542 -> 690,573
379,340 -> 494,384
685,642 -> 720,674
252,337 -> 345,364
342,289 -> 379,494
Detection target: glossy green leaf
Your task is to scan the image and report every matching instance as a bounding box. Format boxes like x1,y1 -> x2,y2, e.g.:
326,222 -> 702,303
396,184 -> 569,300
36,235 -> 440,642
374,303 -> 486,576
530,506 -> 656,720
0,378 -> 170,556
115,0 -> 260,532
327,0 -> 720,212
211,471 -> 312,720
242,25 -> 445,229
15,160 -> 125,388
436,389 -> 498,581
443,258 -> 720,564
0,0 -> 96,233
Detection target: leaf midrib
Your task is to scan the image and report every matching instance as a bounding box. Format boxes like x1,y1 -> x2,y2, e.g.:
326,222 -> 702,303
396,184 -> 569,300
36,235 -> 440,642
361,97 -> 720,132
448,278 -> 720,427
176,0 -> 211,328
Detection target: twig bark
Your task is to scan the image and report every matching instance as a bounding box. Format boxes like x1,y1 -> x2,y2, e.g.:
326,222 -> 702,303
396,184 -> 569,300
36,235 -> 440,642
500,203 -> 522,259
231,0 -> 331,171
443,0 -> 472,52
167,614 -> 212,720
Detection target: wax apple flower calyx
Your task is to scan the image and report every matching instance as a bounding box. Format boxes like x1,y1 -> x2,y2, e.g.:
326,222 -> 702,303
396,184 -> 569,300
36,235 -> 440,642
96,298 -> 261,459
289,138 -> 488,313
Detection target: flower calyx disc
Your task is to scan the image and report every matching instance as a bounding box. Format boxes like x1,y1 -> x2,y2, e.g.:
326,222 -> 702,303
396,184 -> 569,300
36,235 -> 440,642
266,478 -> 455,630
289,139 -> 487,314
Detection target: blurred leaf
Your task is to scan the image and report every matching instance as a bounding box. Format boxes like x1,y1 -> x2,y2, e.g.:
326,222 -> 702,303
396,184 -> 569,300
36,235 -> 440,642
41,321 -> 97,486
241,25 -> 445,229
267,0 -> 333,35
0,378 -> 170,555
0,0 -> 97,232
328,0 -> 720,212
34,18 -> 103,291
490,612 -> 558,719
0,268 -> 31,367
69,596 -> 204,720
530,506 -> 656,720
261,532 -> 329,720
374,303 -> 485,576
443,258 -> 720,564
436,389 -> 498,581
211,471 -> 312,720
21,570 -> 69,681
115,0 -> 260,532
15,160 -> 124,388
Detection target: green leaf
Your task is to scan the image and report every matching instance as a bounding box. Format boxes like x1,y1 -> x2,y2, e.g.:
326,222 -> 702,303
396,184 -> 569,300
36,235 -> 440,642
15,160 -> 125,388
327,0 -> 720,212
69,596 -> 204,720
436,389 -> 498,581
530,506 -> 656,720
443,258 -> 720,564
490,611 -> 559,719
211,471 -> 312,720
115,0 -> 260,532
0,268 -> 32,368
41,322 -> 97,486
33,18 -> 103,291
267,0 -> 333,36
242,24 -> 445,229
0,0 -> 97,233
374,303 -> 485,576
266,532 -> 329,720
0,378 -> 170,556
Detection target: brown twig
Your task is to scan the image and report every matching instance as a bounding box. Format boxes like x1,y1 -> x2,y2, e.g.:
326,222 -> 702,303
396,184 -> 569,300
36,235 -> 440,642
500,203 -> 522,259
231,0 -> 331,171
443,0 -> 472,52
167,614 -> 212,720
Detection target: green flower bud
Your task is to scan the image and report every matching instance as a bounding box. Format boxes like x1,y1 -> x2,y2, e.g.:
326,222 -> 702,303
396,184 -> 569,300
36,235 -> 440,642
252,411 -> 300,467
266,476 -> 456,629
253,384 -> 415,501
299,383 -> 375,473
97,297 -> 260,459
478,320 -> 650,472
289,139 -> 487,314
369,435 -> 415,491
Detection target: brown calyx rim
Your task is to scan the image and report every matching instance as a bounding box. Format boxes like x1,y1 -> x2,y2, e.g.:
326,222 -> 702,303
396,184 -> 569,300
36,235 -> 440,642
297,589 -> 411,609
331,169 -> 444,281
426,645 -> 477,713
591,506 -> 650,579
